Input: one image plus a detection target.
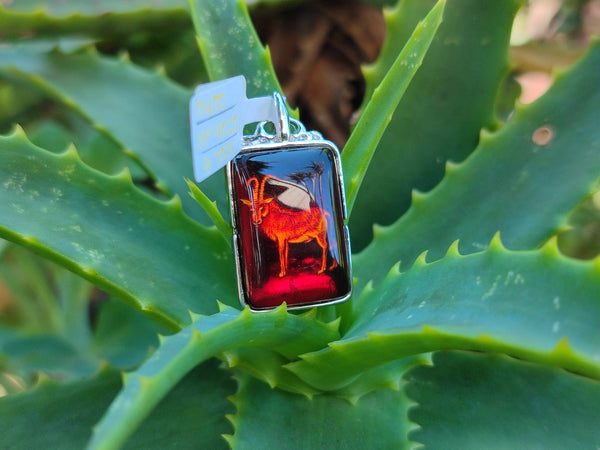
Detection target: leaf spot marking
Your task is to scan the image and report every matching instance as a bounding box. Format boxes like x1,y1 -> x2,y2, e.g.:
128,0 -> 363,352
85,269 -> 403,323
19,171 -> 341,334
532,125 -> 554,146
514,273 -> 525,284
481,275 -> 502,300
553,296 -> 560,310
3,173 -> 27,193
8,202 -> 24,215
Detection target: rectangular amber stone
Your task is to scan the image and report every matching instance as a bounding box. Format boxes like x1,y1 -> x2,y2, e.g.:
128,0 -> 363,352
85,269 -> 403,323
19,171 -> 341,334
228,143 -> 351,311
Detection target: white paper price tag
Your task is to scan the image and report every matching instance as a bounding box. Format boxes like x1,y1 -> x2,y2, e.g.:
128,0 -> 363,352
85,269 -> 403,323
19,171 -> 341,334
189,75 -> 279,183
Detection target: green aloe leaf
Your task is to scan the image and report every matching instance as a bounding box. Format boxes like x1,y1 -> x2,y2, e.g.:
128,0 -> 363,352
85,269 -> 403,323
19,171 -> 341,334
0,1 -> 190,39
127,359 -> 235,449
355,40 -> 600,290
222,347 -> 321,397
225,373 -> 411,449
334,357 -> 424,404
26,118 -> 146,178
0,0 -> 187,16
90,299 -> 163,370
0,301 -> 161,380
0,43 -> 224,225
0,329 -> 99,378
0,245 -> 99,378
186,178 -> 232,244
342,0 -> 445,215
0,244 -> 162,376
0,238 -> 8,255
349,0 -> 522,249
0,244 -> 76,333
405,351 -> 600,448
0,359 -> 235,449
0,367 -> 121,449
188,0 -> 284,100
0,80 -> 46,130
288,238 -> 600,390
0,128 -> 236,329
87,305 -> 339,449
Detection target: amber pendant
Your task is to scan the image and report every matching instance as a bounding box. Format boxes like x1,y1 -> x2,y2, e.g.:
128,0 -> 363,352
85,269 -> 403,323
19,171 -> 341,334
227,94 -> 351,311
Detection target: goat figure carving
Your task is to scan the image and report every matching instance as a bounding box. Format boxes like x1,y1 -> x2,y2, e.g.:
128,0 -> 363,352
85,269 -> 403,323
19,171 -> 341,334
241,175 -> 329,277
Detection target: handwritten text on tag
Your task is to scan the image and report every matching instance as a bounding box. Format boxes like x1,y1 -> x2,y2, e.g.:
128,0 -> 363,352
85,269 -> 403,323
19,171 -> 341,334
189,76 -> 245,182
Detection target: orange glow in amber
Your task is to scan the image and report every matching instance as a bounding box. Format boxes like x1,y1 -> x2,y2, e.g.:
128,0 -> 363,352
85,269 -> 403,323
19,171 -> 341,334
242,175 -> 329,277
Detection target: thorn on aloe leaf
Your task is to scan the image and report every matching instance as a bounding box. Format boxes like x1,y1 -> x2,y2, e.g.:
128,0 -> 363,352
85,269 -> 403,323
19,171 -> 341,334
191,327 -> 203,342
61,143 -> 79,159
384,378 -> 401,392
222,434 -> 235,447
298,307 -> 318,320
361,63 -> 377,82
356,280 -> 375,302
550,337 -> 577,359
121,371 -> 131,385
372,223 -> 386,239
271,302 -> 288,316
216,300 -> 231,313
479,127 -> 495,144
411,188 -> 427,205
117,50 -> 131,62
421,324 -> 442,335
445,159 -> 460,174
21,236 -> 39,245
446,239 -> 461,257
188,309 -> 204,322
327,317 -> 342,333
343,395 -> 360,406
81,266 -> 97,276
414,250 -> 429,266
541,235 -> 561,257
384,261 -> 402,280
489,231 -> 504,251
240,306 -> 254,320
262,372 -> 277,388
165,194 -> 184,212
9,124 -> 27,139
222,351 -> 240,368
138,374 -> 153,390
554,223 -> 573,234
114,166 -> 133,184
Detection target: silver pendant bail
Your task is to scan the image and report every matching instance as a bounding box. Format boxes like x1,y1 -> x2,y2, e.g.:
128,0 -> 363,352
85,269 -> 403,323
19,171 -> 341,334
273,91 -> 290,141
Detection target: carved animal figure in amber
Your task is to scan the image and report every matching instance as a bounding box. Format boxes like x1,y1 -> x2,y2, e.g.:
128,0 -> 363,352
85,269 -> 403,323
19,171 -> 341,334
241,175 -> 329,277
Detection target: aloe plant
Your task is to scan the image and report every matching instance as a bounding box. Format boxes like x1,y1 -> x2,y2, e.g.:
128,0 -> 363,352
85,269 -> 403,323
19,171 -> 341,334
1,0 -> 599,448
